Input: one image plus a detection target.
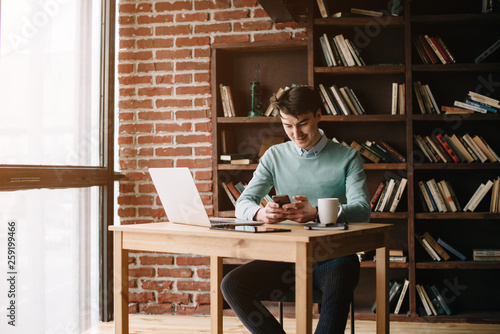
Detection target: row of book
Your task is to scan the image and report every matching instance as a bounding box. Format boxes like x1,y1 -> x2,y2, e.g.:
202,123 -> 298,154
414,132 -> 499,163
417,179 -> 461,213
451,91 -> 499,114
416,283 -> 452,316
318,83 -> 366,115
318,33 -> 365,67
371,279 -> 410,315
219,84 -> 236,117
316,1 -> 402,19
391,82 -> 405,115
465,177 -> 500,213
413,81 -> 440,114
334,138 -> 406,164
413,34 -> 456,65
416,231 -> 466,262
370,177 -> 407,213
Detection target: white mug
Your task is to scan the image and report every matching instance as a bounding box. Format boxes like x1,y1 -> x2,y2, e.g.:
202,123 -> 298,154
318,198 -> 343,225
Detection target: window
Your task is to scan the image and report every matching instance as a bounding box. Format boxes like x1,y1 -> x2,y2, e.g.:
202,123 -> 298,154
0,0 -> 117,331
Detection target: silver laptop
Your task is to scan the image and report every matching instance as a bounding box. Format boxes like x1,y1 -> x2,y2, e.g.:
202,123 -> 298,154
149,167 -> 263,227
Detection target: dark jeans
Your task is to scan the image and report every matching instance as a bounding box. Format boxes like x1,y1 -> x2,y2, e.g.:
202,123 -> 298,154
221,254 -> 360,334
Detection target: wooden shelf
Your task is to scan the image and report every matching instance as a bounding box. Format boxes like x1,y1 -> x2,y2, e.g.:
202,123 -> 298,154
314,16 -> 405,27
412,114 -> 500,121
371,212 -> 409,219
320,114 -> 406,122
416,261 -> 500,269
414,163 -> 500,170
218,164 -> 257,171
415,212 -> 500,219
411,13 -> 500,24
360,261 -> 408,269
315,64 -> 405,75
412,63 -> 500,72
364,163 -> 406,170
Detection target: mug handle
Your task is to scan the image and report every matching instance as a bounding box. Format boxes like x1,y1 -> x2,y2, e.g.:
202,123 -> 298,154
337,203 -> 343,218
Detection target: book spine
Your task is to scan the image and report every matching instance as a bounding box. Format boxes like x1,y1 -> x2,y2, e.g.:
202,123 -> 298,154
423,181 -> 439,212
389,178 -> 407,213
418,35 -> 439,64
423,231 -> 450,260
351,141 -> 380,163
221,182 -> 236,207
437,238 -> 466,261
330,85 -> 351,115
334,34 -> 356,66
436,133 -> 460,163
378,140 -> 406,162
316,0 -> 330,18
430,36 -> 451,64
418,181 -> 435,212
475,38 -> 500,63
370,182 -> 386,209
466,100 -> 498,113
436,36 -> 456,63
454,100 -> 487,113
425,35 -> 447,64
430,285 -> 452,315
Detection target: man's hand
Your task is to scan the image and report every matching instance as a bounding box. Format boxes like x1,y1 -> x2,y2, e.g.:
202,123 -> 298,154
255,202 -> 287,224
282,195 -> 317,224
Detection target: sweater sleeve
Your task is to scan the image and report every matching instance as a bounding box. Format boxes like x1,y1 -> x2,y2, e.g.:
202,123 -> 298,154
338,151 -> 371,223
235,152 -> 275,221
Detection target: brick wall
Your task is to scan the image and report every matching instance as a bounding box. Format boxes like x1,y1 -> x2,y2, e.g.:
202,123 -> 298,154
117,0 -> 306,315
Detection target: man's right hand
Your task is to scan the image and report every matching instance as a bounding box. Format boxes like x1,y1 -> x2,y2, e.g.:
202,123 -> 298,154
254,202 -> 287,224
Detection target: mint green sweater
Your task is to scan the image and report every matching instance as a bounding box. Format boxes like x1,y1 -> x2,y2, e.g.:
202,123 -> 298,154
235,139 -> 371,223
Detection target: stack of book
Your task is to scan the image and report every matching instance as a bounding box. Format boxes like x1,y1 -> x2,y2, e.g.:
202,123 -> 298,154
336,138 -> 405,164
371,278 -> 410,314
416,283 -> 452,316
220,153 -> 257,165
413,34 -> 456,65
318,33 -> 365,67
370,177 -> 407,213
417,179 -> 460,213
414,133 -> 499,163
464,177 -> 500,212
318,83 -> 366,115
473,249 -> 500,261
373,249 -> 407,263
447,91 -> 500,114
219,84 -> 236,117
413,81 -> 440,114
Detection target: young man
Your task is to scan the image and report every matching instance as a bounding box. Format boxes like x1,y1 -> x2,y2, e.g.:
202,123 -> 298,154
221,86 -> 371,333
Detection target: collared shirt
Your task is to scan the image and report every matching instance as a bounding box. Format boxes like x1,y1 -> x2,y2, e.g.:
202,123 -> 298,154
296,129 -> 329,156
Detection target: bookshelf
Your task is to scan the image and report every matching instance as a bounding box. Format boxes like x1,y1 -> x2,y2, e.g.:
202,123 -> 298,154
211,0 -> 500,324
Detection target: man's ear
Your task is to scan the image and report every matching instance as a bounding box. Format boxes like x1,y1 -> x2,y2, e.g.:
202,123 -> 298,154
315,109 -> 322,122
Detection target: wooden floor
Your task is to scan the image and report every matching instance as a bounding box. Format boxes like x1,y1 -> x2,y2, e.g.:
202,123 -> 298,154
85,314 -> 500,334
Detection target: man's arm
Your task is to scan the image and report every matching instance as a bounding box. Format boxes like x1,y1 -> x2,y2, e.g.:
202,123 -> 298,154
339,151 -> 371,223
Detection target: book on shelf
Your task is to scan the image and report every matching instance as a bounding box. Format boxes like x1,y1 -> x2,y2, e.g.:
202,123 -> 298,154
454,100 -> 487,114
316,0 -> 330,18
424,284 -> 447,316
464,179 -> 495,212
436,133 -> 460,163
416,233 -> 441,261
418,178 -> 461,213
319,34 -> 336,67
468,91 -> 500,109
220,129 -> 236,155
475,38 -> 500,63
441,106 -> 474,114
437,237 -> 467,261
351,141 -> 380,163
416,284 -> 433,316
226,181 -> 241,200
413,82 -> 440,114
371,280 -> 402,313
430,285 -> 452,315
364,141 -> 398,163
414,34 -> 456,65
473,249 -> 500,261
423,231 -> 450,261
221,181 -> 236,207
394,279 -> 409,315
220,152 -> 257,162
330,84 -> 351,115
378,140 -> 406,162
416,35 -> 439,64
491,177 -> 500,213
264,86 -> 288,116
351,8 -> 384,17
371,177 -> 407,213
219,84 -> 235,117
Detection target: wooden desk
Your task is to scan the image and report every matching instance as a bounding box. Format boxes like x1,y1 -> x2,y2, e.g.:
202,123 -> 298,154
110,222 -> 392,334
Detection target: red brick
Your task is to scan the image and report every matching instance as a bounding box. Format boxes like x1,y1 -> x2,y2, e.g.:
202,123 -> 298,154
129,292 -> 155,303
177,281 -> 211,292
119,195 -> 154,206
234,0 -> 259,7
194,23 -> 231,34
141,279 -> 174,291
156,99 -> 192,108
176,256 -> 210,266
176,304 -> 210,316
129,303 -> 138,314
118,3 -> 135,14
194,123 -> 211,133
254,7 -> 269,18
119,75 -> 152,85
176,12 -> 208,22
176,85 -> 210,95
156,75 -> 175,84
155,1 -> 192,12
119,123 -> 153,134
119,112 -> 135,121
174,74 -> 192,84
120,39 -> 135,49
138,87 -> 172,97
123,172 -> 150,182
120,183 -> 136,193
138,135 -> 173,145
177,158 -> 211,168
234,20 -> 272,32
118,207 -> 136,218
194,146 -> 211,156
176,36 -> 210,48
139,255 -> 174,265
129,278 -> 138,288
138,208 -> 167,219
176,61 -> 210,72
118,136 -> 134,145
129,267 -> 155,278
155,147 -> 192,156
120,27 -> 153,38
196,293 -> 210,305
176,134 -> 211,145
194,48 -> 211,58
213,10 -> 249,21
194,97 -> 211,108
155,123 -> 191,132
138,159 -> 174,169
136,3 -> 152,12
120,147 -> 137,157
138,183 -> 156,193
137,14 -> 174,25
195,0 -> 230,10
194,170 -> 212,181
138,111 -> 172,121
158,292 -> 191,304
118,63 -> 134,74
120,88 -> 136,97
139,303 -> 173,314
118,15 -> 134,25
120,159 -> 137,170
213,34 -> 250,44
176,110 -> 208,120
254,31 -> 292,42
156,49 -> 192,60
137,38 -> 174,49
119,51 -> 153,61
196,182 -> 212,193
194,72 -> 210,83
156,25 -> 191,36
158,268 -> 193,278
138,148 -> 153,156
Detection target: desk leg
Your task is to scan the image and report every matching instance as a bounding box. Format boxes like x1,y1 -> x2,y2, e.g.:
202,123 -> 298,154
296,242 -> 313,334
210,256 -> 223,334
114,231 -> 129,334
376,231 -> 390,334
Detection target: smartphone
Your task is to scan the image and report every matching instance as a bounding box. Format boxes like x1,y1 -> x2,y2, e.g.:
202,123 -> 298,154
210,225 -> 291,233
272,194 -> 291,207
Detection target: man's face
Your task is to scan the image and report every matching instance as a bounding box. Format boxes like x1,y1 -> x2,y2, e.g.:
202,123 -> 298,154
280,110 -> 322,151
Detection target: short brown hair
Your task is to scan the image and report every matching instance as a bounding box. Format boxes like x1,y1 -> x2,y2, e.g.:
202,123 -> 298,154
270,86 -> 323,118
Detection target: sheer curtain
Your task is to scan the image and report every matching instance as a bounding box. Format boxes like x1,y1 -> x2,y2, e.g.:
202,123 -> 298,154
0,1 -> 104,333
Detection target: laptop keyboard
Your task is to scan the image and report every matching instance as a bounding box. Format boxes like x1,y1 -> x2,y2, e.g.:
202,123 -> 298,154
210,219 -> 235,226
